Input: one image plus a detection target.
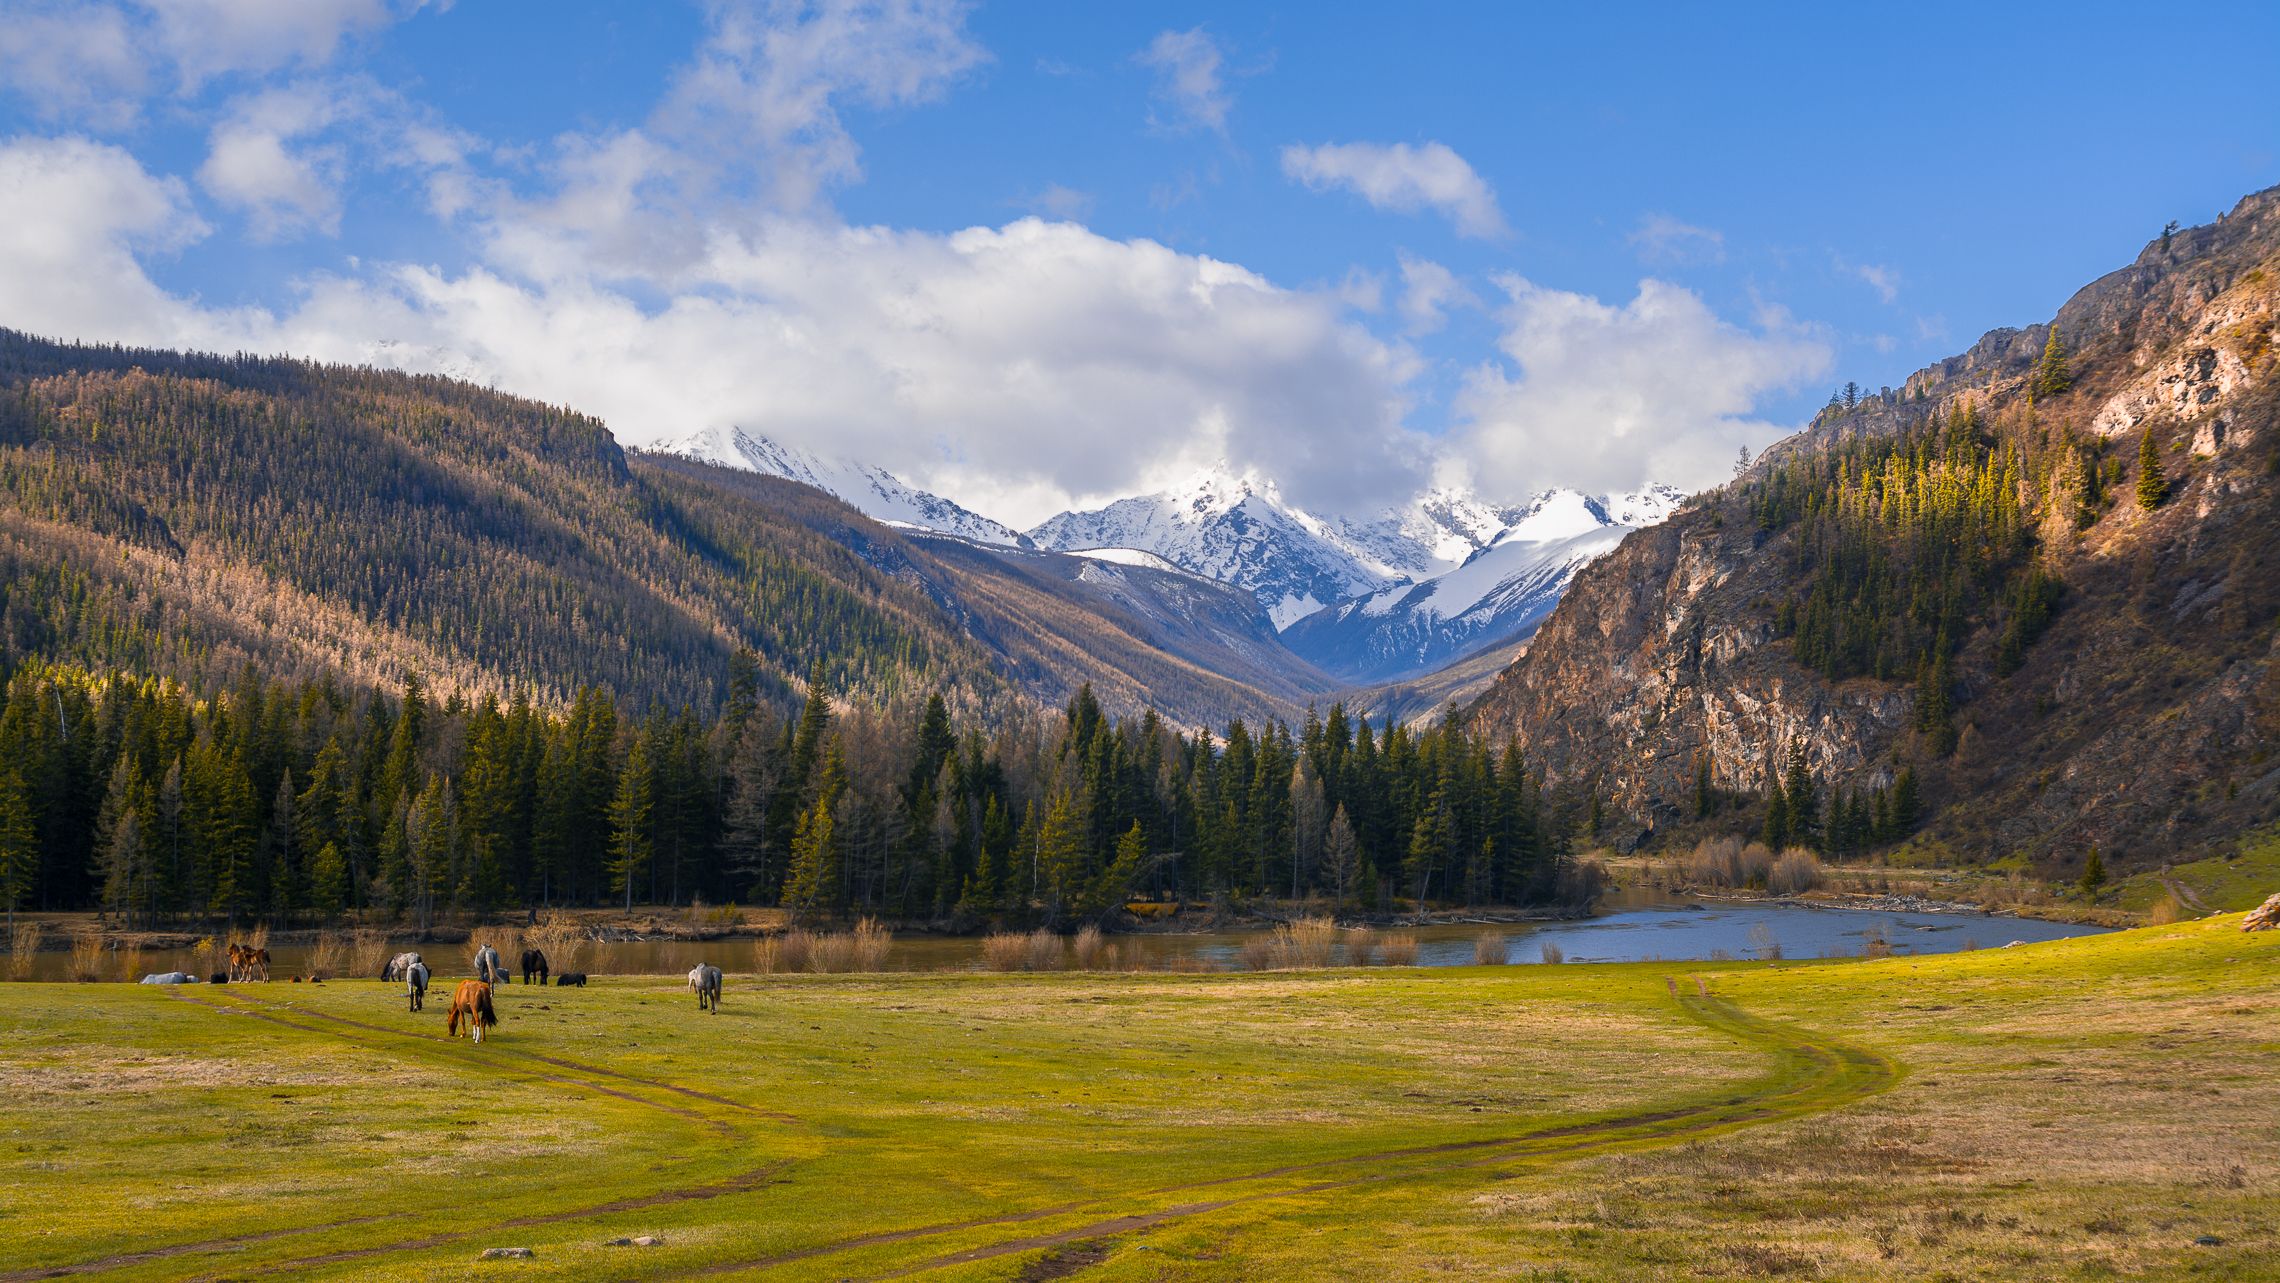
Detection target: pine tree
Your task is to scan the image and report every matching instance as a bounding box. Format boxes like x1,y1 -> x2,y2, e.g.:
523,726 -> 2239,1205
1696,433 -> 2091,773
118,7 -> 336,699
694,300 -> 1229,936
2079,844 -> 2107,898
2135,429 -> 2167,510
608,736 -> 655,914
2033,326 -> 2071,399
1891,766 -> 1920,835
1325,803 -> 1359,906
0,767 -> 32,931
1761,785 -> 1791,851
782,796 -> 837,920
1781,742 -> 1818,850
310,841 -> 347,919
1693,753 -> 1714,819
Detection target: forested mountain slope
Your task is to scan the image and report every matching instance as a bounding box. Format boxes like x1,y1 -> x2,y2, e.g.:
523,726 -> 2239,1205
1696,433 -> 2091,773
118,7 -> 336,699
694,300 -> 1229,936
0,332 -> 1329,728
1467,186 -> 2280,876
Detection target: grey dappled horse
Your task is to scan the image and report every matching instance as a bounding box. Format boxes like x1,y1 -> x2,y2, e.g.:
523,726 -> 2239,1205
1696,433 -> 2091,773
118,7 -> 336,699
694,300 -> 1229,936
688,963 -> 722,1013
405,960 -> 430,1012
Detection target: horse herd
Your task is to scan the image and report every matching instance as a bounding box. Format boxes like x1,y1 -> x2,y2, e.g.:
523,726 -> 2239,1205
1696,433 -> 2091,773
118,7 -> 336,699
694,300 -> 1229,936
367,947 -> 725,1045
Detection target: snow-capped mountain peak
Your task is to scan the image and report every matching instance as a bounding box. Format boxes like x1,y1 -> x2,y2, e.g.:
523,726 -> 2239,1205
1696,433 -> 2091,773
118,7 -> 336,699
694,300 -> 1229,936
662,427 -> 1031,548
1279,483 -> 1688,683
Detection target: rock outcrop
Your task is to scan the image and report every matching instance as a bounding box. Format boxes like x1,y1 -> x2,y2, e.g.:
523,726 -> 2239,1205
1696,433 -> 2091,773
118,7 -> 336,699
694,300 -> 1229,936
1468,186 -> 2280,870
2246,892 -> 2280,931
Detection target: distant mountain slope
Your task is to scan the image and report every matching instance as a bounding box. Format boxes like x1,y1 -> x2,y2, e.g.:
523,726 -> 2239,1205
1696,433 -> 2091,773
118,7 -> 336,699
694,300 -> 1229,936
0,331 -> 1332,725
1284,487 -> 1681,682
1465,186 -> 2280,874
637,455 -> 1344,725
664,425 -> 1032,548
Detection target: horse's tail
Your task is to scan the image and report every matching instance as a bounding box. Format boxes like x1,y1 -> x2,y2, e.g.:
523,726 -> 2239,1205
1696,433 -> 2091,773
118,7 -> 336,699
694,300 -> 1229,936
477,986 -> 497,1028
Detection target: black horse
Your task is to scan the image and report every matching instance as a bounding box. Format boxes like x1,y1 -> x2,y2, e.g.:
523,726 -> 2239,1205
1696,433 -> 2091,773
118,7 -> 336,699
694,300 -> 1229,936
554,972 -> 587,987
520,948 -> 549,986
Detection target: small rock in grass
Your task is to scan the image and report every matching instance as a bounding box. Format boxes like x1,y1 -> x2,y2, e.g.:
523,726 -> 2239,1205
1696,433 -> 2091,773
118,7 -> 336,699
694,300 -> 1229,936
480,1247 -> 535,1259
2194,1235 -> 2224,1246
608,1235 -> 664,1247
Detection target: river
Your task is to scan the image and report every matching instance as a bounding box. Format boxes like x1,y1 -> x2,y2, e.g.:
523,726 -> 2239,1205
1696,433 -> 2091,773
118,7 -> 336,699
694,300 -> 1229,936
16,894 -> 2107,982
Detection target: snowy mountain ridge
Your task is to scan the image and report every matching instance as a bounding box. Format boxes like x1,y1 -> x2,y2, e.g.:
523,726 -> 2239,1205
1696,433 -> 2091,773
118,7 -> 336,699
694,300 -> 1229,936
1028,467 -> 1681,631
661,427 -> 1033,549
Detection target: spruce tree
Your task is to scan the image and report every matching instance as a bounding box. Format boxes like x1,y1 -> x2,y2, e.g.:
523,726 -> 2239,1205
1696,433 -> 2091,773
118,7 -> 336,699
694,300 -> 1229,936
2135,430 -> 2167,510
0,767 -> 31,932
607,737 -> 655,913
2079,844 -> 2107,898
2033,326 -> 2071,399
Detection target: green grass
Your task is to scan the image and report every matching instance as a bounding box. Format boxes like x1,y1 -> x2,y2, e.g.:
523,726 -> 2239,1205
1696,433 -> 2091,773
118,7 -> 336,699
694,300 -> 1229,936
2,917 -> 2276,1280
2111,822 -> 2280,913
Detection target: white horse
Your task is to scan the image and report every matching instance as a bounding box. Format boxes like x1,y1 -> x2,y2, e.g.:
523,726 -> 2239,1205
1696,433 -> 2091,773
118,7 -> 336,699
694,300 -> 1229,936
474,944 -> 509,985
405,960 -> 430,1012
688,963 -> 722,1013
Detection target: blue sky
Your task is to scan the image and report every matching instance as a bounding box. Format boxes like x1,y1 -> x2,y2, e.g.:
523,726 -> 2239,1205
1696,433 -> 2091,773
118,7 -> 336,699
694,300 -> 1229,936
2,1 -> 2275,525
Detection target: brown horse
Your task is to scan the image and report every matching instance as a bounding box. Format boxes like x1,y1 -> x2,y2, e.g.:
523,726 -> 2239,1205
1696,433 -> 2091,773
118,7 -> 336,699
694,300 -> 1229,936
446,980 -> 496,1042
226,944 -> 271,982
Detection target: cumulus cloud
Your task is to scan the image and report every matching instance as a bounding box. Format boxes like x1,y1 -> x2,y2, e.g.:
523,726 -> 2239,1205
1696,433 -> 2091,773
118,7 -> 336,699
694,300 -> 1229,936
1453,276 -> 1830,499
0,137 -> 221,343
197,84 -> 350,238
1628,212 -> 1724,265
1395,252 -> 1476,334
0,3 -> 148,129
1280,140 -> 1506,239
0,136 -> 1422,525
473,0 -> 987,285
1136,27 -> 1230,132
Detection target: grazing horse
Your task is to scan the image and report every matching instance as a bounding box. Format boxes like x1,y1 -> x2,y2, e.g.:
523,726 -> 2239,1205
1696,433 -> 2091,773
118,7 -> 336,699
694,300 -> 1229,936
227,944 -> 271,982
554,972 -> 586,987
405,960 -> 430,1012
446,979 -> 496,1042
519,948 -> 548,986
383,951 -> 424,982
688,963 -> 722,1013
473,944 -> 509,985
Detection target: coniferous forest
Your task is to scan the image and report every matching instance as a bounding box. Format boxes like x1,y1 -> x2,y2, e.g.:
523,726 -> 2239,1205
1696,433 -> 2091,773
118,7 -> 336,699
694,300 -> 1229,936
0,330 -> 1604,927
0,658 -> 1592,928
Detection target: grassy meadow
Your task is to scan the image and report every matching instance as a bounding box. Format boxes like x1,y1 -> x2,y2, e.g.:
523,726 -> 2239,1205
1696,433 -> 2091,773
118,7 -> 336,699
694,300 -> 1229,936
1,915 -> 2274,1281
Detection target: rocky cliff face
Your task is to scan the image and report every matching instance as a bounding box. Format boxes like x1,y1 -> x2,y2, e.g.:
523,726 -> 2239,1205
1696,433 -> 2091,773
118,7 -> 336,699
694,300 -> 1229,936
1468,186 -> 2280,871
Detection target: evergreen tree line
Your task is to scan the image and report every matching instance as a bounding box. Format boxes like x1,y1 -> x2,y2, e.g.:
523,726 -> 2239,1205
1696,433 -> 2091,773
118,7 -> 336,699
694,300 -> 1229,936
0,656 -> 1595,929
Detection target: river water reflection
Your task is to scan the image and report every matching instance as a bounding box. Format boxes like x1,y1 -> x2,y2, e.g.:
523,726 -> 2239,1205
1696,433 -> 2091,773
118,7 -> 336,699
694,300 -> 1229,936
28,894 -> 2106,981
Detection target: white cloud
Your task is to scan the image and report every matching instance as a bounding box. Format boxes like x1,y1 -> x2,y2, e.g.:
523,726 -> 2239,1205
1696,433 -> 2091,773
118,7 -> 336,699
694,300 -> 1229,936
1025,183 -> 1094,220
1453,276 -> 1831,499
140,0 -> 412,88
0,136 -> 1423,526
1850,261 -> 1900,303
474,0 -> 988,285
197,84 -> 348,238
0,4 -> 148,129
1280,140 -> 1506,239
1137,27 -> 1230,132
0,137 -> 219,344
1395,252 -> 1476,334
1628,212 -> 1724,265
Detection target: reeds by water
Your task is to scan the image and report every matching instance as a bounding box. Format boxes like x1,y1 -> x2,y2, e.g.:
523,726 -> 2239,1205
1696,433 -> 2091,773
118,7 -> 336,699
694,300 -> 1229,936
8,922 -> 41,980
1472,933 -> 1510,965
